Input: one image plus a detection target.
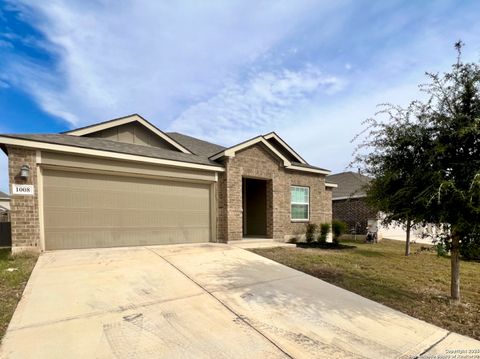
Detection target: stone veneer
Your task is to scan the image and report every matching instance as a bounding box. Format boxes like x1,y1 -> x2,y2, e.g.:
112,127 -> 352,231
217,143 -> 332,242
8,146 -> 41,252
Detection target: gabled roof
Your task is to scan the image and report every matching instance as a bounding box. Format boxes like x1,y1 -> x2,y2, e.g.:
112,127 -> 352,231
263,132 -> 307,164
209,134 -> 330,175
0,114 -> 330,175
326,171 -> 371,199
64,114 -> 192,154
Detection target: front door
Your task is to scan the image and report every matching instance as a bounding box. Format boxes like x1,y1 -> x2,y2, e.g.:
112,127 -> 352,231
243,178 -> 267,237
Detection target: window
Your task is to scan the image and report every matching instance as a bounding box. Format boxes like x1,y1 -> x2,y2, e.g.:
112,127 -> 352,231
291,186 -> 309,221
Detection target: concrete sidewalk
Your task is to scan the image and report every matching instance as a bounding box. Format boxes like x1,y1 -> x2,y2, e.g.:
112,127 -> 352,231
1,243 -> 478,358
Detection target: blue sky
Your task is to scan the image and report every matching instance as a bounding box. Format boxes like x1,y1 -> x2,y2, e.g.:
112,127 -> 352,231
1,0 -> 480,193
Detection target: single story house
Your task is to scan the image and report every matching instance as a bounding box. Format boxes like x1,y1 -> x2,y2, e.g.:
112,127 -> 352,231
0,114 -> 335,252
327,171 -> 433,243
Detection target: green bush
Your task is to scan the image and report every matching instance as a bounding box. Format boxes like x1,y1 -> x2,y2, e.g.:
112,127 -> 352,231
318,223 -> 330,244
305,223 -> 318,244
332,220 -> 347,245
436,242 -> 448,257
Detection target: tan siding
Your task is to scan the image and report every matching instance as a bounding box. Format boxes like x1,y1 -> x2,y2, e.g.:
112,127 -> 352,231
85,122 -> 176,150
41,151 -> 216,182
43,170 -> 210,250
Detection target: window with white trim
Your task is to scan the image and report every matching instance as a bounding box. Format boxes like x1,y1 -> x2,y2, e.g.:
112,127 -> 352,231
291,186 -> 309,221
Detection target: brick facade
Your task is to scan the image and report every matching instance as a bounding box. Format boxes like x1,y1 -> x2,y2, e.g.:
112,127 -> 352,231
217,143 -> 332,242
332,197 -> 377,234
6,142 -> 332,249
8,146 -> 41,252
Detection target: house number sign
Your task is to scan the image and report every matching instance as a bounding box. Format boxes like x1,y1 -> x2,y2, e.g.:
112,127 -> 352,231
12,184 -> 35,196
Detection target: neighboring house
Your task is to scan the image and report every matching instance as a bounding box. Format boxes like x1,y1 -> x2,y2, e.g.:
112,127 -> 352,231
327,171 -> 432,243
0,190 -> 10,211
327,171 -> 376,235
0,114 -> 335,252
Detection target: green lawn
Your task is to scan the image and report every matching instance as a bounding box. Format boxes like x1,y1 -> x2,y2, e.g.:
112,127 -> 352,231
250,239 -> 480,340
0,248 -> 38,340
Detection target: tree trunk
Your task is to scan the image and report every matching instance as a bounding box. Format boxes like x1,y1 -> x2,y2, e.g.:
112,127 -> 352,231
405,218 -> 411,256
450,232 -> 461,303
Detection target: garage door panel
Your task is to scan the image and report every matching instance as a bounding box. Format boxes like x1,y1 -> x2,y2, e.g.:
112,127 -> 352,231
45,208 -> 209,227
45,227 -> 210,249
43,170 -> 211,250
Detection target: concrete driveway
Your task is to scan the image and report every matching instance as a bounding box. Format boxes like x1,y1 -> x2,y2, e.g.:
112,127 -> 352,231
1,243 -> 478,358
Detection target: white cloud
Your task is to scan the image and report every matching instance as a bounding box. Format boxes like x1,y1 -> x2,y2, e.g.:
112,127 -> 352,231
3,0 -> 480,178
7,0 -> 334,126
169,66 -> 345,145
273,79 -> 425,173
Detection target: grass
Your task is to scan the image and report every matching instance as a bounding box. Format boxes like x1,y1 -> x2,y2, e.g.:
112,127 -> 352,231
250,239 -> 480,340
0,248 -> 38,340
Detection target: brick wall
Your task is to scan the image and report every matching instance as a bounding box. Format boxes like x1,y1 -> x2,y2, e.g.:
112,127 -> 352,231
8,146 -> 41,252
217,143 -> 332,241
216,169 -> 228,243
7,143 -> 330,248
332,197 -> 377,234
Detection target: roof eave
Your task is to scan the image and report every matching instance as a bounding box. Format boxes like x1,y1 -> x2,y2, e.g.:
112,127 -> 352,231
0,136 -> 225,173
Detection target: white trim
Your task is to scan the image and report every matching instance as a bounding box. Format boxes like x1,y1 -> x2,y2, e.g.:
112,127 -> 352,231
65,114 -> 192,154
263,132 -> 307,164
325,182 -> 338,188
332,194 -> 366,201
285,165 -> 330,175
37,165 -> 45,252
0,136 -> 224,172
210,136 -> 292,167
36,150 -> 42,164
290,185 -> 310,221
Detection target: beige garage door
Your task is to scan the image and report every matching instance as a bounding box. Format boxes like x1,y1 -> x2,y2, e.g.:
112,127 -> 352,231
43,169 -> 211,250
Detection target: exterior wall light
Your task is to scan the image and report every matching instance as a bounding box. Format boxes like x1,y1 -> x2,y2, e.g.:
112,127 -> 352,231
19,165 -> 30,179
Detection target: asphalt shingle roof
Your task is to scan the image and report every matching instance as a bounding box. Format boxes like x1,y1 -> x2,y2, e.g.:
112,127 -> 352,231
326,171 -> 371,199
1,124 -> 328,172
166,132 -> 225,157
0,134 -> 222,167
289,161 -> 329,172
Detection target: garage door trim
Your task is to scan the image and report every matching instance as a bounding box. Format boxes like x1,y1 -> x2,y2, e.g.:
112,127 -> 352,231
39,166 -> 216,250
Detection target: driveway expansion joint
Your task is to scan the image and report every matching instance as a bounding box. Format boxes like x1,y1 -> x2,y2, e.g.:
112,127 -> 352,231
413,332 -> 452,359
144,246 -> 294,359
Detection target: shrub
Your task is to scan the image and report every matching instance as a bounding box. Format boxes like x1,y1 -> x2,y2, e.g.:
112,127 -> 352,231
436,242 -> 448,257
318,223 -> 330,244
332,220 -> 347,245
287,236 -> 298,244
305,223 -> 318,244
